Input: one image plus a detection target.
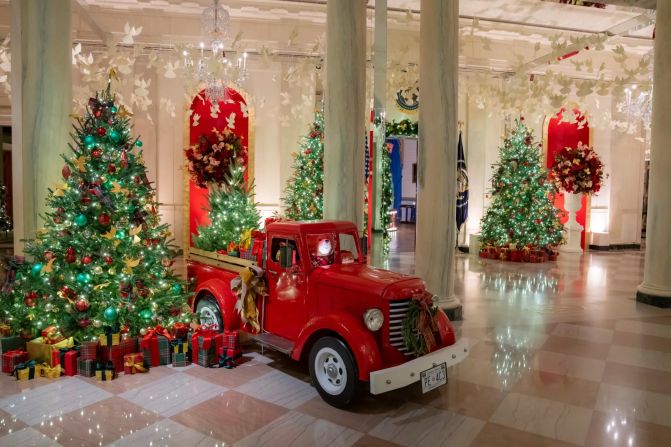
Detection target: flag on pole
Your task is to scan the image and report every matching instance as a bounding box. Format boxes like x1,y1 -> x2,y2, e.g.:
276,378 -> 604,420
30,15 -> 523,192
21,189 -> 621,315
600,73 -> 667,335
456,131 -> 469,231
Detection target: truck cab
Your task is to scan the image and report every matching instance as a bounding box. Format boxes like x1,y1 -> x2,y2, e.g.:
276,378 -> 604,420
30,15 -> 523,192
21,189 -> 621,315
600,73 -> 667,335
187,220 -> 469,407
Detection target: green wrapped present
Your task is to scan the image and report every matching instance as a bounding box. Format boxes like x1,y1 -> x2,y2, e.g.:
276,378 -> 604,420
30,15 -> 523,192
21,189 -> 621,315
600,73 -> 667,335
78,358 -> 96,377
172,352 -> 190,367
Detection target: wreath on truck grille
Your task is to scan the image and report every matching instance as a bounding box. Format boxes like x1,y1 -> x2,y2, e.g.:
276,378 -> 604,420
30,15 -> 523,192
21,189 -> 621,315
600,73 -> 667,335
401,295 -> 440,357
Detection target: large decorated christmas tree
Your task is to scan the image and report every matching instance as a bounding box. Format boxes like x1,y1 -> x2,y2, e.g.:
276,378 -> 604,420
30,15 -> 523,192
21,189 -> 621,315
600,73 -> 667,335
283,113 -> 324,220
480,119 -> 564,251
5,84 -> 189,341
193,161 -> 260,253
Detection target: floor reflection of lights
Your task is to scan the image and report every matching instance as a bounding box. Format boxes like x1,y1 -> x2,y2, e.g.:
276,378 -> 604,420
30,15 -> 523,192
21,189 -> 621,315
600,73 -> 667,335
605,408 -> 636,447
493,326 -> 532,390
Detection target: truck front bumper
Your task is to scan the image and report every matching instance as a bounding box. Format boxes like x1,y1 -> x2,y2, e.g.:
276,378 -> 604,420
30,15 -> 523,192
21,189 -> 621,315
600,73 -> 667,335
368,338 -> 470,395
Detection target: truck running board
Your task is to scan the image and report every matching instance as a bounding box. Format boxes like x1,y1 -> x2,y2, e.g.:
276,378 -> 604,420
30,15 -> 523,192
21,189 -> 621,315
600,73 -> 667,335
249,333 -> 295,355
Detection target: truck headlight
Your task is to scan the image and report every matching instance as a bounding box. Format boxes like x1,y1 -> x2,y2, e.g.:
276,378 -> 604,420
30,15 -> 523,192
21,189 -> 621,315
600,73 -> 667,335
363,308 -> 384,331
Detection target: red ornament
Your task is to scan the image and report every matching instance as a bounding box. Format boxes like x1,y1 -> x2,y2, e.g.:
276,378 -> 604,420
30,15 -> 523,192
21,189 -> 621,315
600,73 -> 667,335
81,195 -> 91,205
60,286 -> 75,299
134,176 -> 142,185
104,256 -> 114,265
170,307 -> 182,317
98,213 -> 111,226
44,251 -> 55,261
75,298 -> 90,312
120,151 -> 128,168
57,207 -> 65,215
92,148 -> 103,159
78,318 -> 92,328
107,163 -> 116,174
97,127 -> 107,137
53,216 -> 63,224
24,292 -> 37,308
120,324 -> 130,334
66,247 -> 76,263
62,165 -> 71,180
305,149 -> 312,155
81,255 -> 92,265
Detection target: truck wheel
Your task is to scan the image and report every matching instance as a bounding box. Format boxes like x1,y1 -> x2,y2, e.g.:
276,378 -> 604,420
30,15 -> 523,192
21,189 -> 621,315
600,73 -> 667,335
195,295 -> 223,331
309,337 -> 359,408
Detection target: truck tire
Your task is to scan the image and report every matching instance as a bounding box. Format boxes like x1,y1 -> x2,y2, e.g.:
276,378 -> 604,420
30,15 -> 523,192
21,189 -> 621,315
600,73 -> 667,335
309,336 -> 359,408
195,295 -> 223,331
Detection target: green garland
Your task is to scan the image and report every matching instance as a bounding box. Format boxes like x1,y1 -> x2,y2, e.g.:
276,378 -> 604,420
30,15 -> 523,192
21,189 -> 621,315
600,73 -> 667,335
401,299 -> 438,357
386,119 -> 418,138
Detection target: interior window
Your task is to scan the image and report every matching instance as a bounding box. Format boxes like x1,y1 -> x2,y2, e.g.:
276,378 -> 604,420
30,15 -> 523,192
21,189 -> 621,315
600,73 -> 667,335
339,233 -> 360,264
270,237 -> 300,266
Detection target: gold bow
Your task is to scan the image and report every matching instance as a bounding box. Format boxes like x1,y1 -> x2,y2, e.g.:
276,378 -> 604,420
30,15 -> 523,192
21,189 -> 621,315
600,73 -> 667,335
231,266 -> 267,333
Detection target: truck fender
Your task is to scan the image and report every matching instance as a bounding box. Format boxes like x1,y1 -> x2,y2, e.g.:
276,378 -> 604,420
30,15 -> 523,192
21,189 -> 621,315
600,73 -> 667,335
193,278 -> 240,330
292,313 -> 383,382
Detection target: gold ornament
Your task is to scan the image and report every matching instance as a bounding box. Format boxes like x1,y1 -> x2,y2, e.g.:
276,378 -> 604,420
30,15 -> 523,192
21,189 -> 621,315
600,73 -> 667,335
41,258 -> 55,274
110,182 -> 129,195
122,257 -> 140,274
102,227 -> 117,240
73,156 -> 88,172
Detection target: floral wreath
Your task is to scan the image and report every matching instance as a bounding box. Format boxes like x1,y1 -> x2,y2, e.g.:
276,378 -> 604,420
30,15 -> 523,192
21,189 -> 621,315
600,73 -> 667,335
185,127 -> 247,188
550,142 -> 605,195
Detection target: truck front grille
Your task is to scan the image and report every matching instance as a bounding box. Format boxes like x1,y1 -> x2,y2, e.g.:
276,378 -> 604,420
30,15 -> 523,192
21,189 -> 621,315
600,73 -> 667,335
388,299 -> 412,356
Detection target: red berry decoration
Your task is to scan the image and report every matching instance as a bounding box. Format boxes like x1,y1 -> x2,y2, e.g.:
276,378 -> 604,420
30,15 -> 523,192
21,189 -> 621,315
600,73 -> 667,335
107,163 -> 116,174
134,176 -> 142,185
81,255 -> 92,265
92,148 -> 103,159
57,207 -> 65,215
24,292 -> 37,308
305,149 -> 311,155
62,165 -> 71,180
75,298 -> 90,312
65,247 -> 76,263
97,127 -> 107,137
104,256 -> 114,265
53,216 -> 63,224
98,213 -> 111,226
78,318 -> 91,328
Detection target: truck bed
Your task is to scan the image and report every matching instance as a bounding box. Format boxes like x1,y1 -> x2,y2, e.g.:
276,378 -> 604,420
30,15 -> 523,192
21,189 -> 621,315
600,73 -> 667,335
188,247 -> 258,273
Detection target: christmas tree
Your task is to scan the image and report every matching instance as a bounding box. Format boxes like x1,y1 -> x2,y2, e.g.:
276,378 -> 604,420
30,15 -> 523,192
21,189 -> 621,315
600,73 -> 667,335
0,184 -> 12,235
380,141 -> 393,255
480,119 -> 564,250
193,161 -> 260,253
283,113 -> 324,220
5,84 -> 189,341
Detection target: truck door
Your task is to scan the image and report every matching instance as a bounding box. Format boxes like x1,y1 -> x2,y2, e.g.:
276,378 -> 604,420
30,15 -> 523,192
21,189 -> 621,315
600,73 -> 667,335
264,235 -> 308,340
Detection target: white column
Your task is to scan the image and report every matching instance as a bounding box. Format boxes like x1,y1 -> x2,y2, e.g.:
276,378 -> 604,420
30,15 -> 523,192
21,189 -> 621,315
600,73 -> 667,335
637,0 -> 671,307
416,0 -> 462,319
324,0 -> 366,230
11,0 -> 72,252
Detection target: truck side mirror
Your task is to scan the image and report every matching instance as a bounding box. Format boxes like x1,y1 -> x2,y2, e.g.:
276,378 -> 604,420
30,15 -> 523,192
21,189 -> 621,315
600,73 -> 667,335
279,246 -> 294,269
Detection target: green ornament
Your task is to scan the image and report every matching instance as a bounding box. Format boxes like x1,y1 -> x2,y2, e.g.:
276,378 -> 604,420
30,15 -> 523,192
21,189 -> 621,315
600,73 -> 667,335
102,181 -> 113,191
84,135 -> 95,146
115,230 -> 125,240
171,284 -> 182,294
31,263 -> 43,276
135,140 -> 143,147
103,306 -> 118,321
74,214 -> 88,226
76,272 -> 89,284
140,309 -> 152,320
110,106 -> 118,114
109,129 -> 121,143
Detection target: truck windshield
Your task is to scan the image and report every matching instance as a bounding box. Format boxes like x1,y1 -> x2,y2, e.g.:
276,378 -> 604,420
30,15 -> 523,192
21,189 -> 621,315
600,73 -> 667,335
338,232 -> 361,264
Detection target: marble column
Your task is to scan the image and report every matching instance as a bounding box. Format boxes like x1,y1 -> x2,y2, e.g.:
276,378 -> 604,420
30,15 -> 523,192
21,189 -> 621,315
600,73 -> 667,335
637,0 -> 671,307
11,0 -> 72,252
370,0 -> 387,267
416,0 -> 462,320
324,0 -> 366,230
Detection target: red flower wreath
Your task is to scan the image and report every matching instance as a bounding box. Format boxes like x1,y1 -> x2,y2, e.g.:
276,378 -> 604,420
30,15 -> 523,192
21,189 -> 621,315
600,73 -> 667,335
550,142 -> 605,195
185,127 -> 247,188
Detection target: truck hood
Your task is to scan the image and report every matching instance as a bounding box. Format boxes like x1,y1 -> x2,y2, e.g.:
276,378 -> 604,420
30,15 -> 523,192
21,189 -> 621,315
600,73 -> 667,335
311,263 -> 426,298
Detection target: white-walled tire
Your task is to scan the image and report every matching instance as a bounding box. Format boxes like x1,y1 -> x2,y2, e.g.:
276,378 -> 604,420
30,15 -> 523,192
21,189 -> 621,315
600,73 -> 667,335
195,295 -> 223,331
309,337 -> 359,408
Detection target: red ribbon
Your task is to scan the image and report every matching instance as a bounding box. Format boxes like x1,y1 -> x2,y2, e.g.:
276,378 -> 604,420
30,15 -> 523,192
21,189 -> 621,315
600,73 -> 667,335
140,332 -> 161,367
416,295 -> 439,353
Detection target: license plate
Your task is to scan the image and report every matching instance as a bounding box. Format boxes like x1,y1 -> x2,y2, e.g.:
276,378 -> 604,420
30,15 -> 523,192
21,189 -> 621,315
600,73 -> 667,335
420,363 -> 447,393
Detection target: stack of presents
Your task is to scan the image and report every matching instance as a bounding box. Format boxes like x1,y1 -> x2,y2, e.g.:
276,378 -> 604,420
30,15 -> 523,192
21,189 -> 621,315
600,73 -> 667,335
0,323 -> 243,382
479,244 -> 559,263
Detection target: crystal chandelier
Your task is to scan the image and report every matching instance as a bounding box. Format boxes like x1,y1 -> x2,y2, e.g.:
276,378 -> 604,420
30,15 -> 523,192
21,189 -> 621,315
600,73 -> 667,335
183,0 -> 248,104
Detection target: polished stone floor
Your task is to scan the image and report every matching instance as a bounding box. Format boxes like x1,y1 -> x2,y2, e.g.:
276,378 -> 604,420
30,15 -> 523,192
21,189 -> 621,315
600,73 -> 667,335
0,225 -> 670,446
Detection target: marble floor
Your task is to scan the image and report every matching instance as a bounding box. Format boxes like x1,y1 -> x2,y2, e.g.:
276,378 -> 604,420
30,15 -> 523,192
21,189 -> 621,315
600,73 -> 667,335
1,225 -> 670,446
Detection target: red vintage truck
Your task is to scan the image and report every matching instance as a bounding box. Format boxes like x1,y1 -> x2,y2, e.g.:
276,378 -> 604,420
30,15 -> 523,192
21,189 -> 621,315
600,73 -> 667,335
187,220 -> 469,407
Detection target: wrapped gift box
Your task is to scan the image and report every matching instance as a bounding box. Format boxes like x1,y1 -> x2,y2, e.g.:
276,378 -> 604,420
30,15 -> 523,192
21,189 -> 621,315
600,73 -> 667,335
222,330 -> 239,350
39,363 -> 62,379
191,330 -> 221,368
215,347 -> 242,369
2,349 -> 27,374
99,345 -> 124,373
41,326 -> 65,345
170,323 -> 189,341
120,336 -> 138,356
14,360 -> 39,380
123,353 -> 148,374
171,340 -> 189,355
95,362 -> 116,381
27,337 -> 74,366
0,337 -> 27,372
80,341 -> 98,361
54,347 -> 79,376
98,329 -> 120,347
78,358 -> 96,377
140,334 -> 171,367
172,352 -> 190,367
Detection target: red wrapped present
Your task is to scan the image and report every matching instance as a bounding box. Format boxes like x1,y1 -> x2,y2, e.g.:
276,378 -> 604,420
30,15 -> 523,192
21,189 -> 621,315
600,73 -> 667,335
539,251 -> 549,263
140,326 -> 173,367
509,250 -> 522,262
120,336 -> 138,356
222,330 -> 239,350
170,323 -> 189,341
191,325 -> 222,367
124,353 -> 148,374
215,347 -> 243,369
549,251 -> 559,261
479,250 -> 487,259
80,340 -> 98,361
53,347 -> 78,376
2,349 -> 27,374
99,345 -> 124,373
529,254 -> 538,263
